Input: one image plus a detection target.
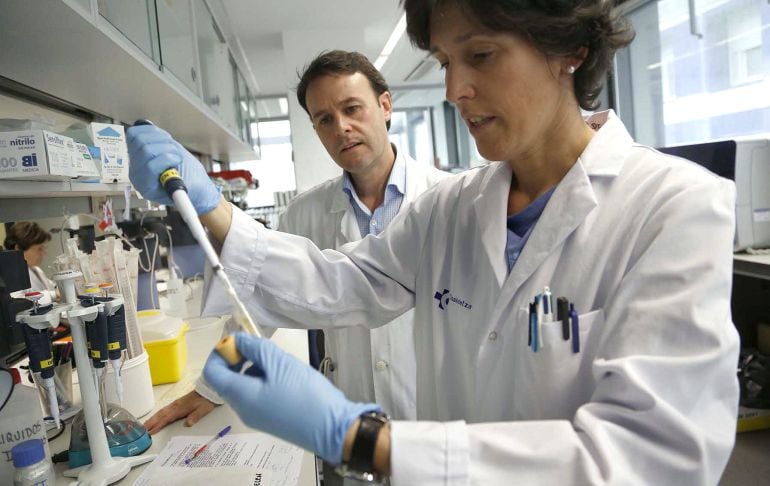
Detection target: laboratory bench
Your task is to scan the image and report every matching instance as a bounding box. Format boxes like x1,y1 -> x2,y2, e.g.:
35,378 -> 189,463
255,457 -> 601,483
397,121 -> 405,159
47,318 -> 318,485
11,251 -> 770,485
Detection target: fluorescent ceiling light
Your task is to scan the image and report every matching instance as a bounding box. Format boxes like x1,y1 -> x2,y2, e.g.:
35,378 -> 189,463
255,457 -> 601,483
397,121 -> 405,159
374,13 -> 406,70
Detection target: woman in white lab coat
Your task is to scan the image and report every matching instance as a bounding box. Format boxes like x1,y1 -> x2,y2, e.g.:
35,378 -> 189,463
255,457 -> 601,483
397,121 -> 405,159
128,1 -> 740,484
4,221 -> 56,305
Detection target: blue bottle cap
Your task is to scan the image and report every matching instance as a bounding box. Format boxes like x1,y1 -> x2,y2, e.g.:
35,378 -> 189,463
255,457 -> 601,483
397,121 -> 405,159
11,439 -> 45,468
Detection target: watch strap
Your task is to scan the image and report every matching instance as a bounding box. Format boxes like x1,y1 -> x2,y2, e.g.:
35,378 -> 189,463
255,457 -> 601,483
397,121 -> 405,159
336,410 -> 388,482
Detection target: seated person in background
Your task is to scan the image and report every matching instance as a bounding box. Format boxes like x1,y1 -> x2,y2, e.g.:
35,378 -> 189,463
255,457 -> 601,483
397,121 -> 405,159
4,221 -> 56,305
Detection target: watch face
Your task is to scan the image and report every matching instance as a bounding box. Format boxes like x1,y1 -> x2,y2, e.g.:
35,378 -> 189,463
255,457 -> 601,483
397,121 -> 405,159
335,464 -> 380,483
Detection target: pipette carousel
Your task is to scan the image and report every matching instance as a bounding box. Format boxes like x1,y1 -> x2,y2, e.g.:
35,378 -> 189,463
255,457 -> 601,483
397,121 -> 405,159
16,270 -> 155,485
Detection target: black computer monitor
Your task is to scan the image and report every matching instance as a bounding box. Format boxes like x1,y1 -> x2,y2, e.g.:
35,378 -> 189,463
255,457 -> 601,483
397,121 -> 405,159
657,140 -> 737,181
0,251 -> 32,366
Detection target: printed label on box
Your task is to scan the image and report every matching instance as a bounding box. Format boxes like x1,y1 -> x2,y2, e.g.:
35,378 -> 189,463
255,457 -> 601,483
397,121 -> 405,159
90,123 -> 129,183
0,130 -> 74,180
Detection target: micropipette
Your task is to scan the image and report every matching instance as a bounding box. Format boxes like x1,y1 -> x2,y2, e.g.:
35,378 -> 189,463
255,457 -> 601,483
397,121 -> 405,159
104,284 -> 127,405
133,120 -> 262,364
21,292 -> 60,429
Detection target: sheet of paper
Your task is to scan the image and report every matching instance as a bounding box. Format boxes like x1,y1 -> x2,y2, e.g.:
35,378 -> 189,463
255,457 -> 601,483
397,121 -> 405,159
134,432 -> 303,486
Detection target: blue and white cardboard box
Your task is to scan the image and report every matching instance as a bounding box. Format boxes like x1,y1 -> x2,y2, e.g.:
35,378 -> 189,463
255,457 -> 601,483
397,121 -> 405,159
89,123 -> 129,183
0,129 -> 76,180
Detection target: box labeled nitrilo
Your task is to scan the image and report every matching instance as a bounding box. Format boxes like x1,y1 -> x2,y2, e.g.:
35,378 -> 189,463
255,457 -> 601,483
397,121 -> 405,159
90,123 -> 129,183
0,130 -> 76,180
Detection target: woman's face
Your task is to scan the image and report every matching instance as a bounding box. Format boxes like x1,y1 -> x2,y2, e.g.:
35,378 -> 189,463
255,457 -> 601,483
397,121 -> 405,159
429,4 -> 572,164
22,243 -> 47,268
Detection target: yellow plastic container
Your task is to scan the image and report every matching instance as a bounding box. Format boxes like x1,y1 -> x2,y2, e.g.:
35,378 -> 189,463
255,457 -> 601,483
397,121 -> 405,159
137,310 -> 189,385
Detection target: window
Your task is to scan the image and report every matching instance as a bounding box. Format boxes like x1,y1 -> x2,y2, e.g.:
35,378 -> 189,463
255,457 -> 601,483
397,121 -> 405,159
252,96 -> 292,162
389,109 -> 435,167
615,0 -> 770,147
253,119 -> 292,162
228,96 -> 296,211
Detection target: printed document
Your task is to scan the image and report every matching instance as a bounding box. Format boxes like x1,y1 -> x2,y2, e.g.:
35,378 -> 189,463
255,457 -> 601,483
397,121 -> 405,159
134,432 -> 303,486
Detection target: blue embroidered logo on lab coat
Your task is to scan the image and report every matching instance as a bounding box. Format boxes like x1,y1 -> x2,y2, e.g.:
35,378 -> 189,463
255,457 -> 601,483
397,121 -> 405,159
434,288 -> 472,311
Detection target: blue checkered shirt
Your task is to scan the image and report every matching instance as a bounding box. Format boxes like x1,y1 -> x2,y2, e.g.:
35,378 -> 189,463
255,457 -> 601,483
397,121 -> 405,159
341,151 -> 406,238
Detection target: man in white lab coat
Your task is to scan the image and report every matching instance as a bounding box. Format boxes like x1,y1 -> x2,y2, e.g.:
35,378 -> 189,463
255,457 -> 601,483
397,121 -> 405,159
272,50 -> 449,421
142,50 -> 448,435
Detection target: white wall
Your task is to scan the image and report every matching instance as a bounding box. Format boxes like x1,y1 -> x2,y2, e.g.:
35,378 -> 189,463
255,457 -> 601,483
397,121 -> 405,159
281,28 -> 372,193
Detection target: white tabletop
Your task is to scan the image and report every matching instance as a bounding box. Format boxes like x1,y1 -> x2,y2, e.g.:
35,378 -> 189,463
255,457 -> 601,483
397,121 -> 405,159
49,318 -> 317,485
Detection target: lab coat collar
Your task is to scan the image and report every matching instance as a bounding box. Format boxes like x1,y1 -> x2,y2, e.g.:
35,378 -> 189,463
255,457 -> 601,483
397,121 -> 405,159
472,109 -> 631,288
581,110 -> 633,177
330,178 -> 349,214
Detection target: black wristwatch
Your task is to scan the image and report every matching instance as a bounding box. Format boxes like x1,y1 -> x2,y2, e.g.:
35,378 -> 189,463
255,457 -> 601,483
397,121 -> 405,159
335,411 -> 389,483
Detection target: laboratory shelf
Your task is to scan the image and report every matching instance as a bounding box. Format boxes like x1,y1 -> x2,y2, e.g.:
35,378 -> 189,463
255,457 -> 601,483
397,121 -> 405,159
0,179 -> 136,221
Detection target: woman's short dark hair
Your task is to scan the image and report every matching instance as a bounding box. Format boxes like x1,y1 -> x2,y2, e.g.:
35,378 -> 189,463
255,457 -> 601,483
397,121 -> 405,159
3,221 -> 51,252
296,50 -> 392,130
401,0 -> 634,110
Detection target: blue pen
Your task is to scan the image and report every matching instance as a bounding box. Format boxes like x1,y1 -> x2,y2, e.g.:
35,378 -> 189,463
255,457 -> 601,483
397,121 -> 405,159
542,286 -> 552,316
569,303 -> 580,353
184,425 -> 232,464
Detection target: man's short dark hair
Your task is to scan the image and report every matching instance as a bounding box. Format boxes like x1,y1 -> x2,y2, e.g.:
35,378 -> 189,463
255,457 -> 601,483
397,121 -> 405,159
296,50 -> 392,130
401,0 -> 634,111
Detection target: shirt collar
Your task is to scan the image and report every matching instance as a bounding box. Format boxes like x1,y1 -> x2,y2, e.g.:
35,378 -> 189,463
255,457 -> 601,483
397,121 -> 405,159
342,143 -> 405,202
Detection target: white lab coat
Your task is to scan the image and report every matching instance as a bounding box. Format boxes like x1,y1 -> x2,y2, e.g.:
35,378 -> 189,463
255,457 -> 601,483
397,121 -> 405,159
213,111 -> 739,485
275,150 -> 450,420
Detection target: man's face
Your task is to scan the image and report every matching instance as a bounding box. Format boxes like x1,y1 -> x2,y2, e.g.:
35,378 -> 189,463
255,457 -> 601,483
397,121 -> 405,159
305,73 -> 393,176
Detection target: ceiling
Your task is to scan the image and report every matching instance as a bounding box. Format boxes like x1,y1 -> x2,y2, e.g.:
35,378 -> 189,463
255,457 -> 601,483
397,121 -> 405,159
219,0 -> 445,108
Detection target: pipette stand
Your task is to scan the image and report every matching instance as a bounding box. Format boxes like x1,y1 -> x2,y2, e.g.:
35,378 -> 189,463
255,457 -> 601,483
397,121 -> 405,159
18,269 -> 155,485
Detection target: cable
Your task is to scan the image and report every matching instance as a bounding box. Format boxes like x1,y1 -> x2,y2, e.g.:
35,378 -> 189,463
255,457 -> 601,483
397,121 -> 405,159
58,210 -> 71,254
46,421 -> 66,442
51,449 -> 69,464
140,233 -> 159,309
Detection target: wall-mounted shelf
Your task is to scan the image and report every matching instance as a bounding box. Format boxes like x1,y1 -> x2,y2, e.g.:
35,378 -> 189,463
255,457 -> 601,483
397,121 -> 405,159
0,179 -> 136,221
0,0 -> 257,162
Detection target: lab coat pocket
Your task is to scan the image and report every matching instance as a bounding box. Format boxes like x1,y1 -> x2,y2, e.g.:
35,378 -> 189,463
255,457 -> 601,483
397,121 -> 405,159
518,308 -> 604,419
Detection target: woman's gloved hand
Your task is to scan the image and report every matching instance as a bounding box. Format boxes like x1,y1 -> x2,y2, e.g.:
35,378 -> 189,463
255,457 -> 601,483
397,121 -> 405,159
126,124 -> 221,215
203,332 -> 380,464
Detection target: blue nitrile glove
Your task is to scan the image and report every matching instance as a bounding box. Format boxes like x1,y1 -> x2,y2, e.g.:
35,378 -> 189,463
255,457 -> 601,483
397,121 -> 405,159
126,124 -> 221,215
203,332 -> 380,464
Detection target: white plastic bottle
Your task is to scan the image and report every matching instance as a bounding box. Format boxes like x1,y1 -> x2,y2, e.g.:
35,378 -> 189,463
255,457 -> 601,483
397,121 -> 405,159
11,439 -> 55,486
0,368 -> 48,481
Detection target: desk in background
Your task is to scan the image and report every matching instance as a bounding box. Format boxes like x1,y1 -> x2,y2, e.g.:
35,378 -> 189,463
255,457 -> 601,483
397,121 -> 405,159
733,253 -> 770,281
720,254 -> 770,485
49,319 -> 318,485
